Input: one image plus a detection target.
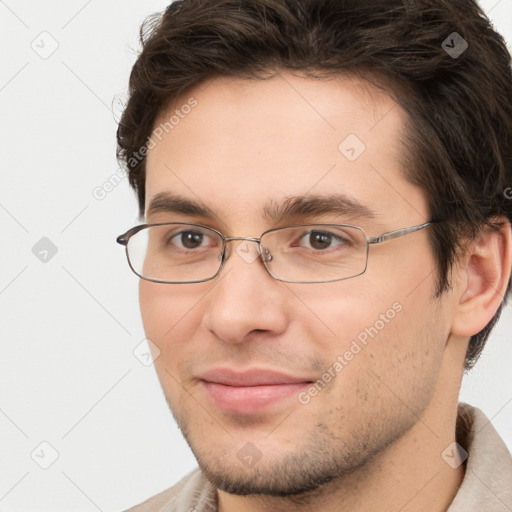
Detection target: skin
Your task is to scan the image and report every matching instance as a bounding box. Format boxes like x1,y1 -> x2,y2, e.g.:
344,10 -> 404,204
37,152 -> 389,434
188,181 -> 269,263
139,71 -> 511,512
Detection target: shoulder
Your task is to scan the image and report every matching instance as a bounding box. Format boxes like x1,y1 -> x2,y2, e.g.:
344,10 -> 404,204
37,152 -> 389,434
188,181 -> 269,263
126,468 -> 217,512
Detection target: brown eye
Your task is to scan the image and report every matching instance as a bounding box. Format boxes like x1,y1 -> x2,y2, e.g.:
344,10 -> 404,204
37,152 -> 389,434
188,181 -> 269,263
165,230 -> 209,250
308,231 -> 333,250
179,231 -> 204,249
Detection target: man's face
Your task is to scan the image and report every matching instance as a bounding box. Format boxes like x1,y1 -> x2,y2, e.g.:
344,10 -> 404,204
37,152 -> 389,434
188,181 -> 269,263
140,72 -> 451,495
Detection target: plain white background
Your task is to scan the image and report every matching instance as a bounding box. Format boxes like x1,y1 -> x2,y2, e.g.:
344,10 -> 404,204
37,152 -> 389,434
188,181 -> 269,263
1,1 -> 511,511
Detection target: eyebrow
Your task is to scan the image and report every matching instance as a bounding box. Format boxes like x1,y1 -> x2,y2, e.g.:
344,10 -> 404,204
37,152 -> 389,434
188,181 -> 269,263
147,192 -> 215,218
146,192 -> 376,224
263,194 -> 376,223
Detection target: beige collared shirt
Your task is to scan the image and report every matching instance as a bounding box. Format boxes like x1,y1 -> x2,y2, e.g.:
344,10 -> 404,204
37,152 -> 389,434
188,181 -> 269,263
127,403 -> 512,511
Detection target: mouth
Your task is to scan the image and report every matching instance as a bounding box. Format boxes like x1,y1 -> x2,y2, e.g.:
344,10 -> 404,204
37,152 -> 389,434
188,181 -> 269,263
198,368 -> 313,414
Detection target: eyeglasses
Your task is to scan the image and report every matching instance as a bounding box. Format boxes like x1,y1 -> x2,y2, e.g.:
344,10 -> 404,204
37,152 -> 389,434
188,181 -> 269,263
116,221 -> 434,284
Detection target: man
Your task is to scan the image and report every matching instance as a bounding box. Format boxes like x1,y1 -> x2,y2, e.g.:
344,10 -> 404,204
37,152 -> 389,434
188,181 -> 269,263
116,0 -> 512,510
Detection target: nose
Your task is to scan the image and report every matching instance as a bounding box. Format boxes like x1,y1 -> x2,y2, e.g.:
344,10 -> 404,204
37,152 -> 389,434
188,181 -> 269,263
202,239 -> 289,344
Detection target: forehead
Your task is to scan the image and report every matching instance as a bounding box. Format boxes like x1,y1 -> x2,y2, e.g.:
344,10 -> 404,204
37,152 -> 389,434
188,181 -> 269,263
145,72 -> 428,227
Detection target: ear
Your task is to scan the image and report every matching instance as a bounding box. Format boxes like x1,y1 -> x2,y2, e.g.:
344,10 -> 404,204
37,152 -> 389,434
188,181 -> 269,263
451,218 -> 512,337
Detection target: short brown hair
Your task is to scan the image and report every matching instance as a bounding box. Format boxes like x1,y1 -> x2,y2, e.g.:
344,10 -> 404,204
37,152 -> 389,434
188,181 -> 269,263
117,0 -> 512,368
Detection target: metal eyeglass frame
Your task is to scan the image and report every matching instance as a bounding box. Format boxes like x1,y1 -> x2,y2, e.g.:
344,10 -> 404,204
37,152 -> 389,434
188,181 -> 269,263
116,221 -> 435,284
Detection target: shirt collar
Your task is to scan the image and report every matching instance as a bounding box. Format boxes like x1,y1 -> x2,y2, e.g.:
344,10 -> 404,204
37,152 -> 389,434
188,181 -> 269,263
447,402 -> 512,511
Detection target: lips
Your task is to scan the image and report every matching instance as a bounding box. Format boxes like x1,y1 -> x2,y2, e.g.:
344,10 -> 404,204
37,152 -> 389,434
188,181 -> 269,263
198,368 -> 312,414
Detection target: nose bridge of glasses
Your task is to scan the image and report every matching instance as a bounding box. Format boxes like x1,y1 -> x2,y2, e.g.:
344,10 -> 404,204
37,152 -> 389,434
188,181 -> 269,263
224,236 -> 261,254
224,236 -> 261,243
222,236 -> 274,263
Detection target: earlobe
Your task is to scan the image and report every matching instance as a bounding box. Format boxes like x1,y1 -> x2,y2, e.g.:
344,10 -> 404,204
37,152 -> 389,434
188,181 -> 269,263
451,218 -> 512,338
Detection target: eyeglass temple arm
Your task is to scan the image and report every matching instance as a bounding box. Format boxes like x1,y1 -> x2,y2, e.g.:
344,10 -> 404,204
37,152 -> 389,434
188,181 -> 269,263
367,222 -> 433,245
116,235 -> 127,246
116,225 -> 150,246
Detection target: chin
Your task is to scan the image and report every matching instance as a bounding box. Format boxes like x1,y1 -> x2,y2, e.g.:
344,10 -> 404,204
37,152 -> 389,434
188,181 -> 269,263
189,435 -> 380,498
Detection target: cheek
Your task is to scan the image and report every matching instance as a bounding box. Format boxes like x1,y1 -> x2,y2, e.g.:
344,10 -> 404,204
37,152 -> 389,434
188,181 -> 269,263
299,267 -> 445,386
139,281 -> 206,405
139,280 -> 206,339
139,281 -> 211,381
289,276 -> 398,348
139,281 -> 172,340
306,294 -> 445,436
